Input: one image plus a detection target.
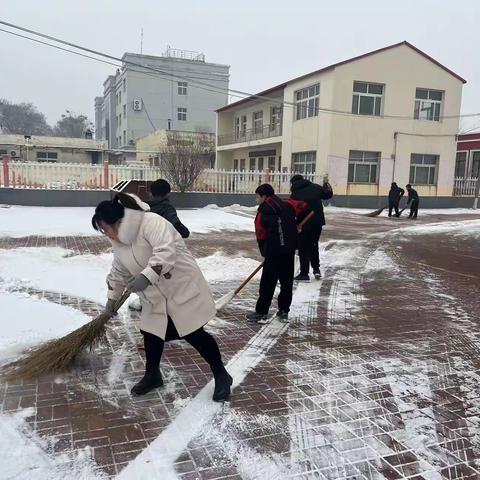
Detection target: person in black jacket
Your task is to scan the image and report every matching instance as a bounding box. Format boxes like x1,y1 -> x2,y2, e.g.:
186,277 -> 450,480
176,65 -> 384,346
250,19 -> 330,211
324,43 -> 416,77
406,184 -> 420,219
246,184 -> 308,323
290,174 -> 333,281
388,182 -> 405,218
148,179 -> 190,238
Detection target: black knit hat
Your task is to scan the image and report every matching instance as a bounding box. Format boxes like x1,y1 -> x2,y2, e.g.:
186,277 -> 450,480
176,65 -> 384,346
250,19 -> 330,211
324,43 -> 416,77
150,179 -> 171,197
290,174 -> 303,184
255,183 -> 275,197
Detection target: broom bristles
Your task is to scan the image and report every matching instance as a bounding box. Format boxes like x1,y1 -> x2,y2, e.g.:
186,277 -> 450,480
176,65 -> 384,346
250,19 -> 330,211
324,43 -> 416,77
4,312 -> 111,381
365,207 -> 385,217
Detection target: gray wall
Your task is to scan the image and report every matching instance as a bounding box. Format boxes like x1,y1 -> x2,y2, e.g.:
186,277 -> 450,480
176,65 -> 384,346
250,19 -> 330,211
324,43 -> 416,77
0,188 -> 476,209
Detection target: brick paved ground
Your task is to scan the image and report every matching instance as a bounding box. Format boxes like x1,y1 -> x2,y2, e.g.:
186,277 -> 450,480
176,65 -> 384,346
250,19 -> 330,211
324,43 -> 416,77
1,210 -> 480,479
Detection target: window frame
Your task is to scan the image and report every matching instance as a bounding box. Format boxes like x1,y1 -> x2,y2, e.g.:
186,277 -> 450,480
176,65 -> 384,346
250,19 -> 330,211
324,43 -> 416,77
270,106 -> 282,132
471,151 -> 480,178
36,151 -> 58,162
252,111 -> 263,134
455,151 -> 467,179
291,151 -> 316,174
409,153 -> 439,185
347,150 -> 380,184
351,81 -> 384,117
177,107 -> 187,121
178,81 -> 188,95
414,88 -> 443,122
294,83 -> 320,121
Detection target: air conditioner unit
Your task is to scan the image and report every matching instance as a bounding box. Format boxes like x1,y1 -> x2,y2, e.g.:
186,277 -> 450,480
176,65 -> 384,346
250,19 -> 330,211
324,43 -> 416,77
133,98 -> 143,111
128,139 -> 136,146
10,150 -> 18,157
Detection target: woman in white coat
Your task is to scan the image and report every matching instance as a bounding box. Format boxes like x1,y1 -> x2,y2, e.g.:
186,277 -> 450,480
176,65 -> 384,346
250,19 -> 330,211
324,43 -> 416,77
92,193 -> 232,402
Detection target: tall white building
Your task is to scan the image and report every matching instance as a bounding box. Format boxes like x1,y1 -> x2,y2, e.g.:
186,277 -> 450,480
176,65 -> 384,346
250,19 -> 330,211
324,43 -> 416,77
95,47 -> 229,161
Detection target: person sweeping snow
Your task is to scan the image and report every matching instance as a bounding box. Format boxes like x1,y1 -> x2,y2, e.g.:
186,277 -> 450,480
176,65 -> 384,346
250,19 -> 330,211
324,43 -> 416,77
92,193 -> 232,402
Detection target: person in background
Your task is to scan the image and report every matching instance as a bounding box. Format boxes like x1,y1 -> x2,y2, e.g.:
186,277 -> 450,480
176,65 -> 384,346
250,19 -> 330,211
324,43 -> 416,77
246,184 -> 309,323
149,179 -> 190,238
406,184 -> 420,219
92,193 -> 232,402
388,182 -> 405,218
290,174 -> 333,281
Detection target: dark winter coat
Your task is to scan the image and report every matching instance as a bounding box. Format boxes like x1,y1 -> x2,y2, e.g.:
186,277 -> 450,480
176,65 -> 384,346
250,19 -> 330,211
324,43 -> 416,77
255,195 -> 308,257
148,197 -> 190,238
388,185 -> 405,204
407,188 -> 419,204
290,179 -> 333,230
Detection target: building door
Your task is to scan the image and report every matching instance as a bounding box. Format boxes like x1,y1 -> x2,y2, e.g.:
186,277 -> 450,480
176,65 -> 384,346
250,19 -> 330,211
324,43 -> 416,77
233,159 -> 239,171
471,151 -> 480,178
455,152 -> 467,178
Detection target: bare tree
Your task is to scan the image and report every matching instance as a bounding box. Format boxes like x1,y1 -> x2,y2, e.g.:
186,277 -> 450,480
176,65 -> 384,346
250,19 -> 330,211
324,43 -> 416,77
54,110 -> 93,138
159,132 -> 214,192
0,99 -> 52,135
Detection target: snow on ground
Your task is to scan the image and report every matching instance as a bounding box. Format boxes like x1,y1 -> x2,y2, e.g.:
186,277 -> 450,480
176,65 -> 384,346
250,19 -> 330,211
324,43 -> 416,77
0,205 -> 253,237
0,290 -> 91,362
323,205 -> 480,216
387,219 -> 480,239
197,253 -> 260,283
0,408 -> 105,479
0,247 -> 113,304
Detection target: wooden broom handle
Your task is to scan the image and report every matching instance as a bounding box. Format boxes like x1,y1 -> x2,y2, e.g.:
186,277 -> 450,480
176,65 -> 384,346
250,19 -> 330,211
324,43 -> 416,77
112,290 -> 131,314
234,262 -> 264,295
298,210 -> 314,230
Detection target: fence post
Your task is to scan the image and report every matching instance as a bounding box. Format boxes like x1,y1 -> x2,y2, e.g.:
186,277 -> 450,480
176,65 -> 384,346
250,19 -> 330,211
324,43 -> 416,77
2,154 -> 10,187
264,168 -> 270,184
473,178 -> 480,209
103,159 -> 110,189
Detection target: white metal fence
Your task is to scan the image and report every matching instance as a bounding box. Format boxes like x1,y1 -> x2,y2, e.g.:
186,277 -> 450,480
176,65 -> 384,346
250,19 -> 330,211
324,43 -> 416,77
0,158 -> 319,194
453,177 -> 478,196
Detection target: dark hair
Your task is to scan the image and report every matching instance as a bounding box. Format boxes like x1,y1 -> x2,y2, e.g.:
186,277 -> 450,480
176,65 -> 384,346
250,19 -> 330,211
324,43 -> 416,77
290,174 -> 303,184
406,184 -> 412,189
150,179 -> 171,197
391,182 -> 397,187
255,183 -> 275,197
91,193 -> 142,231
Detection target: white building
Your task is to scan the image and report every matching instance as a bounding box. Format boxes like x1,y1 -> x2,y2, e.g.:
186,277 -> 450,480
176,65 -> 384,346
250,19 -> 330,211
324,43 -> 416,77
95,47 -> 229,161
216,41 -> 465,198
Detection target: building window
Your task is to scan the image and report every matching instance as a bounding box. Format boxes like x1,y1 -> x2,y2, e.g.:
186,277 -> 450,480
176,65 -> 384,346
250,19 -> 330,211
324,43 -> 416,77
455,152 -> 467,178
295,84 -> 319,120
410,153 -> 439,185
119,113 -> 122,126
268,156 -> 276,171
292,151 -> 316,174
37,151 -> 58,162
177,107 -> 187,121
414,88 -> 443,121
472,151 -> 480,177
119,91 -> 122,104
233,159 -> 239,171
123,130 -> 127,145
249,158 -> 256,171
234,117 -> 240,139
258,157 -> 264,170
270,106 -> 282,131
352,81 -> 384,116
178,82 -> 188,95
240,115 -> 247,137
123,104 -> 126,117
348,150 -> 380,183
123,78 -> 126,92
253,111 -> 263,133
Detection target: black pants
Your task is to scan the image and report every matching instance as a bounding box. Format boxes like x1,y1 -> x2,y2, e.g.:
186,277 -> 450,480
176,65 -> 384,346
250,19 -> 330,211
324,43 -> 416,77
256,252 -> 295,315
298,226 -> 322,275
388,201 -> 400,217
141,318 -> 223,373
409,200 -> 419,218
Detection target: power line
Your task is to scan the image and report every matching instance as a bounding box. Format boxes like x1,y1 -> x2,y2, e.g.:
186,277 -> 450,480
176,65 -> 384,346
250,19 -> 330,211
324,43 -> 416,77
1,19 -> 479,121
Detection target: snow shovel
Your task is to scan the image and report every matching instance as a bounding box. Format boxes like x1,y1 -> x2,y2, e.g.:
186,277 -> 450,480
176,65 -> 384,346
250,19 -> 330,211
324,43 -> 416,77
4,290 -> 131,380
215,210 -> 315,311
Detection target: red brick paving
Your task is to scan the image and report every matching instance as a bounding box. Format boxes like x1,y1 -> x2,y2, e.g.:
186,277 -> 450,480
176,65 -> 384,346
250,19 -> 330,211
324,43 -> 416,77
1,211 -> 480,478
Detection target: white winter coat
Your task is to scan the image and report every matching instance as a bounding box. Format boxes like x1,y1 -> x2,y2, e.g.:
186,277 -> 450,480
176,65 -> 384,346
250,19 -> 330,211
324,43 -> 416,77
105,197 -> 215,340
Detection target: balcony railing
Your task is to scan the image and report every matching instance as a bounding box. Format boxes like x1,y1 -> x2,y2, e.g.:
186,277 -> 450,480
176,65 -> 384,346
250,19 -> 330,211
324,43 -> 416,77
217,123 -> 282,146
453,177 -> 478,196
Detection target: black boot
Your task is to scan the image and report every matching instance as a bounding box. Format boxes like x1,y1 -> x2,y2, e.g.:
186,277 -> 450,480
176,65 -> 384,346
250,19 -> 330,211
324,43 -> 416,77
211,364 -> 233,402
131,368 -> 163,395
132,330 -> 165,395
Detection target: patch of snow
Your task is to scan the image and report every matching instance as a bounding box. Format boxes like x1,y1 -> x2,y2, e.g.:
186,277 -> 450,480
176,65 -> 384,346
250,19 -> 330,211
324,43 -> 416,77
0,290 -> 92,362
178,208 -> 253,233
387,219 -> 480,239
0,408 -> 105,479
107,344 -> 130,386
0,247 -> 112,304
197,253 -> 261,283
363,249 -> 399,275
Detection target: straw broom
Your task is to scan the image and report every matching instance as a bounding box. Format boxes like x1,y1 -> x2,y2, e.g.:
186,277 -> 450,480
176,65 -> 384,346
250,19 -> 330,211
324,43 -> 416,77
4,290 -> 131,381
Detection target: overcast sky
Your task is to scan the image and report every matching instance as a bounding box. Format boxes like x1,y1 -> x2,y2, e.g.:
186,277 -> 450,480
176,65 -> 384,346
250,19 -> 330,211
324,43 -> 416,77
0,0 -> 478,131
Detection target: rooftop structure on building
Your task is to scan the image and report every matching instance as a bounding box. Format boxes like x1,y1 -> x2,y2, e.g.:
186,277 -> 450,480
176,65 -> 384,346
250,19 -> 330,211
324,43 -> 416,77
94,47 -> 229,151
